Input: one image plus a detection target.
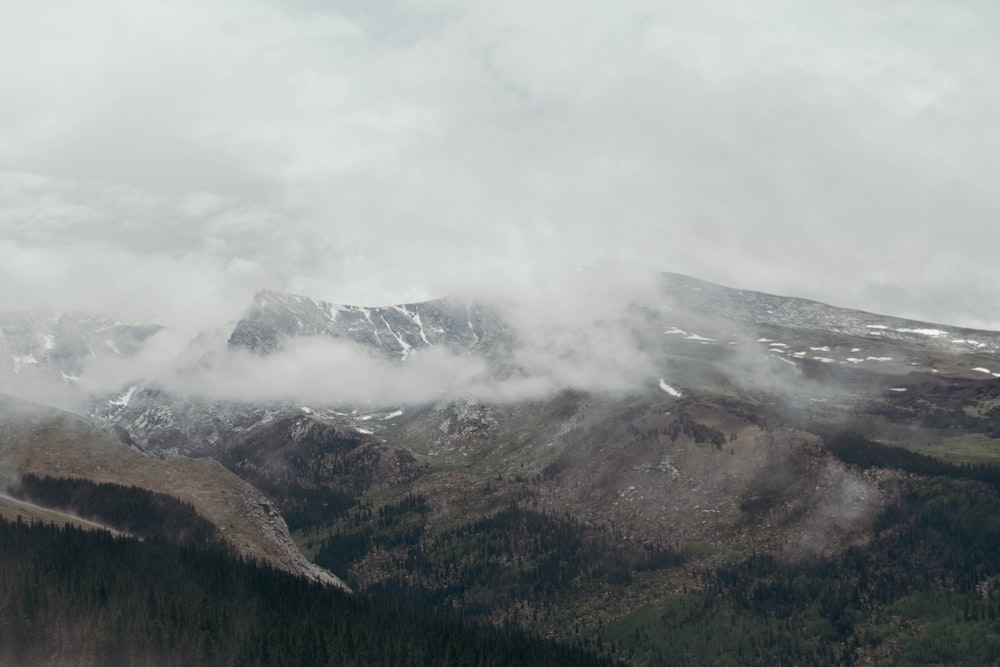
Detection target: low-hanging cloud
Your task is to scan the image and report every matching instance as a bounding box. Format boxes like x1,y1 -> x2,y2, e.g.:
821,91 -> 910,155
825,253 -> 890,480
42,258 -> 888,411
75,277 -> 667,407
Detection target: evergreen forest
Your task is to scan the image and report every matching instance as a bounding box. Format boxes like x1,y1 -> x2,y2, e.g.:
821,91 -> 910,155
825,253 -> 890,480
0,480 -> 617,667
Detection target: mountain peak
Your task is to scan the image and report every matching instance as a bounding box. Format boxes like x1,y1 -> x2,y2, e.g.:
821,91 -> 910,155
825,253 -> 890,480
229,289 -> 503,358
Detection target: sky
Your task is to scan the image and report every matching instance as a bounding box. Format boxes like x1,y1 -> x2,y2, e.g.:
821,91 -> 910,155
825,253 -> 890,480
2,0 -> 999,331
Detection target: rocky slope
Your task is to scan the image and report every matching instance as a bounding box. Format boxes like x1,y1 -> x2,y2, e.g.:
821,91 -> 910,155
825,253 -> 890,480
0,394 -> 345,589
0,310 -> 160,387
228,289 -> 509,358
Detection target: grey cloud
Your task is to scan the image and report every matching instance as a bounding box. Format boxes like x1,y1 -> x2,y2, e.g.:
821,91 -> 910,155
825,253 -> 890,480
77,311 -> 660,407
1,0 -> 999,330
67,264 -> 669,406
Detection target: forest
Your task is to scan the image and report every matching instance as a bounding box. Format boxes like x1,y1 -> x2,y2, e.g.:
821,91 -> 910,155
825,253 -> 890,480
306,433 -> 1000,665
597,436 -> 1000,666
8,427 -> 1000,665
0,480 -> 617,667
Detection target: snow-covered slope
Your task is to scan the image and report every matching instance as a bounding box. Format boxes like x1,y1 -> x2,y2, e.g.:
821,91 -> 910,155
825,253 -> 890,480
94,275 -> 1000,453
228,290 -> 507,358
661,273 -> 1000,354
3,273 -> 999,460
0,311 -> 160,387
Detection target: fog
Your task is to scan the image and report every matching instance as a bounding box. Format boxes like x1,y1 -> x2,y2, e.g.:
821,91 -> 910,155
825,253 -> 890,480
71,269 -> 666,407
0,257 -> 924,413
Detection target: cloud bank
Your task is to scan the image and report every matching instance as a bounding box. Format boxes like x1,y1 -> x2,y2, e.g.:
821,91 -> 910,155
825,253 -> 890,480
2,1 -> 1000,329
68,265 -> 663,406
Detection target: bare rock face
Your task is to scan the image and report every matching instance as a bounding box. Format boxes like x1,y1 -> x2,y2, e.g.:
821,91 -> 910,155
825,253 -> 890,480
219,413 -> 425,497
0,310 -> 160,388
228,290 -> 507,358
233,480 -> 349,590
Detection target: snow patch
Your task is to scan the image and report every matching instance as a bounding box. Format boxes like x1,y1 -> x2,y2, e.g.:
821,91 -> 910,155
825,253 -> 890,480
321,302 -> 341,321
109,385 -> 138,407
658,379 -> 682,397
896,328 -> 947,337
809,346 -> 831,352
466,305 -> 479,344
380,314 -> 412,359
359,308 -> 384,347
411,310 -> 431,345
394,305 -> 431,345
888,387 -> 907,392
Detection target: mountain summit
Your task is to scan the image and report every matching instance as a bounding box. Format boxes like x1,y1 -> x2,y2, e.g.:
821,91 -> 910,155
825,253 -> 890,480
228,289 -> 506,358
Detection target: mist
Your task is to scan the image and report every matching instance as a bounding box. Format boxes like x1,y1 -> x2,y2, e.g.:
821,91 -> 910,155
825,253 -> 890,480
0,259 -> 898,413
71,269 -> 667,407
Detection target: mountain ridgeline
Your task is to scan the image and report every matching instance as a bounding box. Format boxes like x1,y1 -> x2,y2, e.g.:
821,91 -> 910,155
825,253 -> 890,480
6,273 -> 1000,664
227,289 -> 508,357
0,310 -> 160,388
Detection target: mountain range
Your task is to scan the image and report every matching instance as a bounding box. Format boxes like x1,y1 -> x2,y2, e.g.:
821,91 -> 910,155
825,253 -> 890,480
4,272 -> 1000,665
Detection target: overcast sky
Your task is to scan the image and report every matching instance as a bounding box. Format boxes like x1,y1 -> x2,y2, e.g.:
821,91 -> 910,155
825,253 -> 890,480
2,0 -> 999,331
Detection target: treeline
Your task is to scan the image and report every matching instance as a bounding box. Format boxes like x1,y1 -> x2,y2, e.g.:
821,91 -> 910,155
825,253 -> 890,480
602,473 -> 1000,666
825,431 -> 1000,488
859,377 -> 1000,437
250,478 -> 356,532
666,410 -> 728,448
616,409 -> 729,450
0,516 -> 618,667
8,474 -> 219,544
316,500 -> 684,624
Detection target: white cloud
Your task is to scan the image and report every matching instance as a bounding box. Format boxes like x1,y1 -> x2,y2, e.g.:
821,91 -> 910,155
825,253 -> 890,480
76,316 -> 655,407
1,0 -> 999,329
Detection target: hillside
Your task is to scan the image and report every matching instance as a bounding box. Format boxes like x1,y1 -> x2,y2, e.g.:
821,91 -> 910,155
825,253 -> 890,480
0,395 -> 343,588
5,273 -> 1000,664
